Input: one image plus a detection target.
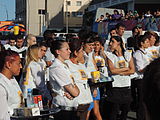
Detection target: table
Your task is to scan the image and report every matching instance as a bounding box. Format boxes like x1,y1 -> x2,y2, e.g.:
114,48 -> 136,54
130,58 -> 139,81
11,108 -> 60,120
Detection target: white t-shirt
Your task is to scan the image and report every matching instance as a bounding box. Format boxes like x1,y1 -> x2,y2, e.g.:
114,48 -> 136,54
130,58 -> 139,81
49,58 -> 78,107
38,59 -> 49,83
84,52 -> 97,78
10,46 -> 27,59
0,73 -> 22,119
4,44 -> 11,50
106,51 -> 132,87
133,48 -> 150,79
21,61 -> 51,100
104,39 -> 110,52
44,48 -> 55,62
65,60 -> 93,105
146,46 -> 160,62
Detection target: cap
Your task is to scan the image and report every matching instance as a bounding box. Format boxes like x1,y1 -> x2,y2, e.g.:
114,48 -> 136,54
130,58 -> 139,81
134,11 -> 138,13
136,24 -> 142,28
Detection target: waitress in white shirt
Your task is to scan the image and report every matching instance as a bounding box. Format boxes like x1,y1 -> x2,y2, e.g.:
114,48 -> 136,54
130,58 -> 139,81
133,35 -> 150,120
49,40 -> 80,120
82,35 -> 102,120
0,50 -> 23,120
145,31 -> 160,62
21,44 -> 52,103
65,39 -> 93,120
106,36 -> 135,120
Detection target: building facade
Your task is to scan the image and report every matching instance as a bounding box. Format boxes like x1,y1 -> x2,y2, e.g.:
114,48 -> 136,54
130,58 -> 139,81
63,0 -> 91,32
16,0 -> 92,35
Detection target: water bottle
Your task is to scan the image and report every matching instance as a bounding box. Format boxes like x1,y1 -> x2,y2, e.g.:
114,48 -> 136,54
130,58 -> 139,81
27,88 -> 34,108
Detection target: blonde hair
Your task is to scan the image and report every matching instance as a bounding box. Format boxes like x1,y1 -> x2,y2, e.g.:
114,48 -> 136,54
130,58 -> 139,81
25,34 -> 36,47
25,34 -> 36,41
24,44 -> 39,72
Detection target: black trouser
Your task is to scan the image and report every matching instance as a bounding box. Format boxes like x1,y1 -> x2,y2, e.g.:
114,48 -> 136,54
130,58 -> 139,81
76,104 -> 90,120
54,104 -> 89,120
131,79 -> 144,120
106,87 -> 132,120
54,110 -> 77,120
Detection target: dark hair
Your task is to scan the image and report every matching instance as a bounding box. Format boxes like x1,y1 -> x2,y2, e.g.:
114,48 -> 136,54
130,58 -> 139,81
82,33 -> 95,45
115,23 -> 125,29
28,44 -> 39,50
93,37 -> 105,46
50,40 -> 66,58
144,31 -> 157,39
69,39 -> 82,58
143,58 -> 160,120
137,35 -> 149,48
38,41 -> 48,48
100,15 -> 104,17
43,30 -> 55,47
15,35 -> 24,41
43,30 -> 55,40
155,35 -> 160,46
132,26 -> 138,33
109,28 -> 116,33
66,37 -> 79,43
78,29 -> 88,40
114,10 -> 119,14
0,50 -> 19,72
110,36 -> 126,61
8,34 -> 16,41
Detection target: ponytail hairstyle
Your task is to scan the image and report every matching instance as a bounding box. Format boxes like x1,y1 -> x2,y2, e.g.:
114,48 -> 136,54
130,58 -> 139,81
24,44 -> 39,72
50,40 -> 66,58
69,39 -> 82,58
110,36 -> 127,61
137,35 -> 149,48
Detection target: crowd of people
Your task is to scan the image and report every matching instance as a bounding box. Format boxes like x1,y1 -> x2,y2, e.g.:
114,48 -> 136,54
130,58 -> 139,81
96,9 -> 160,22
0,22 -> 160,120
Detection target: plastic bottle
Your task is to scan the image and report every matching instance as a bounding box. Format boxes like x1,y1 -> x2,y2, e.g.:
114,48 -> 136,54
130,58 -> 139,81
27,88 -> 34,108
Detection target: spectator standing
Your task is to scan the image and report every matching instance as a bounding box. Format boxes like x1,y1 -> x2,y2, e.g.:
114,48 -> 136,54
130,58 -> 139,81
43,30 -> 56,67
115,23 -> 127,48
144,10 -> 153,18
96,15 -> 104,23
145,31 -> 160,62
104,28 -> 117,51
106,36 -> 135,120
4,35 -> 16,50
20,44 -> 51,104
10,35 -> 27,83
111,10 -> 122,20
49,40 -> 80,120
0,50 -> 23,119
127,26 -> 140,51
133,35 -> 150,120
65,39 -> 93,120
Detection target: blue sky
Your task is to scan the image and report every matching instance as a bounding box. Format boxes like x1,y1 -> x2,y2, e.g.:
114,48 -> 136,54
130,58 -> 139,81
0,0 -> 15,21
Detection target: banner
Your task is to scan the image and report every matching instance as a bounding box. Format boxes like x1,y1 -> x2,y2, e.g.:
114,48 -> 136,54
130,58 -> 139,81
93,18 -> 160,38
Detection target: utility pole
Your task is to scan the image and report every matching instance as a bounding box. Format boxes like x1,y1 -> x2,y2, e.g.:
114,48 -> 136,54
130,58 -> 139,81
66,0 -> 69,34
45,0 -> 48,28
5,6 -> 8,20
